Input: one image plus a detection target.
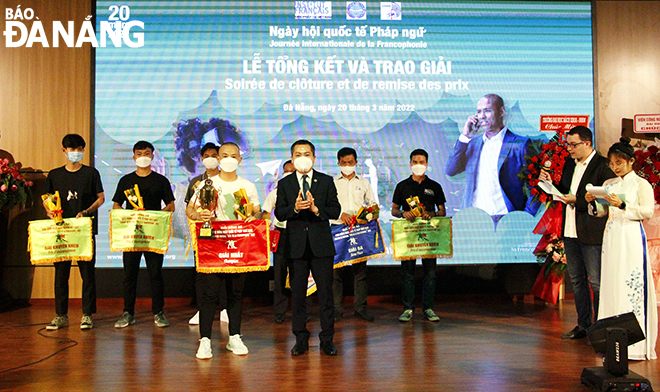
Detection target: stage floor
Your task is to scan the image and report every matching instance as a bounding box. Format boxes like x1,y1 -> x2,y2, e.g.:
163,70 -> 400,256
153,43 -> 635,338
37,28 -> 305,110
0,295 -> 658,391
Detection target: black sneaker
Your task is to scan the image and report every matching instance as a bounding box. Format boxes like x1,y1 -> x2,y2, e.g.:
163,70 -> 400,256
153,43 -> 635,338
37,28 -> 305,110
561,326 -> 587,339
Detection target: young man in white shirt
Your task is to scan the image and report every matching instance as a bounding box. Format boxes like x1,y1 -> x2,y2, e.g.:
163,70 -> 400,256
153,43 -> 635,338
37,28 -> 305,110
188,142 -> 261,359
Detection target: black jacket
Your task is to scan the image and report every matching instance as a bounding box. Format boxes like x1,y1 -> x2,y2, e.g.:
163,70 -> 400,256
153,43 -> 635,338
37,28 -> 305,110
275,170 -> 341,259
557,153 -> 616,245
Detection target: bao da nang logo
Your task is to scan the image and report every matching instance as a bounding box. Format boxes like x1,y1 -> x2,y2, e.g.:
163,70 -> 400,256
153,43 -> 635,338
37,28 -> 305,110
3,5 -> 144,48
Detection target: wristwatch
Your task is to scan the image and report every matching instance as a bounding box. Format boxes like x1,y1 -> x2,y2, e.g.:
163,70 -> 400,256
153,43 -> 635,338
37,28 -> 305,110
618,201 -> 626,210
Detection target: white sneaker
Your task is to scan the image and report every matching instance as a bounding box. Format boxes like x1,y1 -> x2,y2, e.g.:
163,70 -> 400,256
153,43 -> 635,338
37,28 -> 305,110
226,334 -> 248,355
189,311 -> 200,325
196,337 -> 212,359
191,310 -> 226,326
46,315 -> 69,330
80,315 -> 93,330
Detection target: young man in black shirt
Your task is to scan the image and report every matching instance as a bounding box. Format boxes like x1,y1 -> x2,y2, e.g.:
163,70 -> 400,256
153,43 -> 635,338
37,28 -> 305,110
112,141 -> 175,328
391,149 -> 446,322
43,134 -> 105,330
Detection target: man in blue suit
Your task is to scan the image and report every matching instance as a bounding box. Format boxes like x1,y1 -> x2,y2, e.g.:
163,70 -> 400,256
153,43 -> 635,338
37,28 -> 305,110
445,94 -> 538,223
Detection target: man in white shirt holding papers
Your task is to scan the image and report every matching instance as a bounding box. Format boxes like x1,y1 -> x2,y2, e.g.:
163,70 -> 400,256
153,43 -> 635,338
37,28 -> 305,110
539,126 -> 615,339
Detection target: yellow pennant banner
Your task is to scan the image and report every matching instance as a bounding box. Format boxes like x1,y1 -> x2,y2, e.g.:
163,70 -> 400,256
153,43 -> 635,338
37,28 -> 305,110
391,217 -> 453,261
110,210 -> 172,254
28,218 -> 94,265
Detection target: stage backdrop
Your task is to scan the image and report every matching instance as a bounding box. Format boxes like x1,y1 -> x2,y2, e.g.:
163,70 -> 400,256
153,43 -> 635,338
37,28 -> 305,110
94,1 -> 594,267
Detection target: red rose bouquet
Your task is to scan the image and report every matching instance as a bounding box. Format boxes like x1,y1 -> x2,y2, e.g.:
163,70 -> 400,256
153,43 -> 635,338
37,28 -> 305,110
523,132 -> 570,205
523,131 -> 571,304
633,140 -> 660,205
0,159 -> 33,210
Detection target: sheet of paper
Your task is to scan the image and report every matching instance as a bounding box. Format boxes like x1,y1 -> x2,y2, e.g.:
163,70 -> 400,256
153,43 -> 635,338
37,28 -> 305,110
585,184 -> 609,198
552,195 -> 567,204
538,180 -> 564,197
586,178 -> 625,205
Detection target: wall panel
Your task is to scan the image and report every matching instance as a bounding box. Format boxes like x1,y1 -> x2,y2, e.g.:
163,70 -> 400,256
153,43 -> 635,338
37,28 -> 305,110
2,1 -> 659,299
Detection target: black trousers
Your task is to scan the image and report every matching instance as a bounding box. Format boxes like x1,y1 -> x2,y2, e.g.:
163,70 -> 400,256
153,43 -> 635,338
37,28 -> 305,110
122,251 -> 164,315
198,272 -> 246,338
273,245 -> 312,317
289,242 -> 334,344
333,261 -> 368,313
54,243 -> 96,316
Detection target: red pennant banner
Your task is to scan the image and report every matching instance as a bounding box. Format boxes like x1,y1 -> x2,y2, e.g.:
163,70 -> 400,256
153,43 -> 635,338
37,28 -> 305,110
194,219 -> 270,273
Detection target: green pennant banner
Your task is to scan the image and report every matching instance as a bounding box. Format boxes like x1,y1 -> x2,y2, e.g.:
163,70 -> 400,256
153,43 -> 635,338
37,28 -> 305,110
28,218 -> 94,265
110,210 -> 172,254
391,217 -> 453,261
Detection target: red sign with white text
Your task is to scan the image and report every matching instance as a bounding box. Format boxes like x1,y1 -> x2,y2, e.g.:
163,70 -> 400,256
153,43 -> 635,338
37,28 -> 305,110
634,114 -> 660,133
540,115 -> 590,132
194,220 -> 270,273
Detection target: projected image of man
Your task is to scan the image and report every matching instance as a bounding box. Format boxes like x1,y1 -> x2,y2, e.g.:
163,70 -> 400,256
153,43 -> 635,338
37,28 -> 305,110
445,94 -> 538,223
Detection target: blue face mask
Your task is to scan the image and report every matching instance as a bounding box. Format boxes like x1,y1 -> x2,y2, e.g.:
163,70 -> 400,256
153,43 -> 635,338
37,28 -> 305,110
67,151 -> 83,163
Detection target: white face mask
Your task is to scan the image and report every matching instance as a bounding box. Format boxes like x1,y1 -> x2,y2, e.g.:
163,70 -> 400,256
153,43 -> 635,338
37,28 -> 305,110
411,164 -> 426,176
202,157 -> 219,170
219,157 -> 239,173
294,156 -> 313,173
340,165 -> 356,176
135,156 -> 152,168
67,151 -> 83,163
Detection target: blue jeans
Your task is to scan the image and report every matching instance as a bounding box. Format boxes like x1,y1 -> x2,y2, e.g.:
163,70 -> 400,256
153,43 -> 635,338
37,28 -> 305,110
401,258 -> 436,311
563,237 -> 601,329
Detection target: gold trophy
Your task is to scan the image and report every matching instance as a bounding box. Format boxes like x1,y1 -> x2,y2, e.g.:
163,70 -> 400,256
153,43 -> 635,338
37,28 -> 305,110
197,179 -> 218,239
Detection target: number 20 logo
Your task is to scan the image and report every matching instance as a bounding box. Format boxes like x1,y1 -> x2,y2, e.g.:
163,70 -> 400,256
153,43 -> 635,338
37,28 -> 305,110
108,5 -> 131,21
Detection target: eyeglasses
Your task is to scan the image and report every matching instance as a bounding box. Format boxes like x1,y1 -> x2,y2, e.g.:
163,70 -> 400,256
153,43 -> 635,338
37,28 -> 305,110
564,141 -> 585,149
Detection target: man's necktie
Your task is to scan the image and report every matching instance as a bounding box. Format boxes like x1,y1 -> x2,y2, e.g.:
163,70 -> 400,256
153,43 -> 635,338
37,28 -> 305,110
302,174 -> 310,199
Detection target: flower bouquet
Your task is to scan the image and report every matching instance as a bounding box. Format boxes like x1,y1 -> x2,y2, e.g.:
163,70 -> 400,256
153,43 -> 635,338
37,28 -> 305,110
533,233 -> 567,277
522,132 -> 570,205
530,232 -> 567,305
355,204 -> 380,224
522,132 -> 570,305
124,184 -> 144,210
633,139 -> 660,205
233,188 -> 253,219
406,196 -> 424,217
347,204 -> 380,232
42,191 -> 64,225
1,159 -> 33,210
